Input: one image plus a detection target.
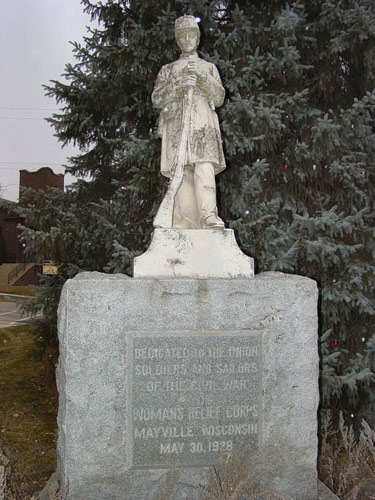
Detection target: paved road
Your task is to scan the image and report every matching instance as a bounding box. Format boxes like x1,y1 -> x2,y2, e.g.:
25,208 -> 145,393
0,301 -> 42,328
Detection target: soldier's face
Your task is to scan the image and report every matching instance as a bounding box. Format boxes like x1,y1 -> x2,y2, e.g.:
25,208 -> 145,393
176,29 -> 199,53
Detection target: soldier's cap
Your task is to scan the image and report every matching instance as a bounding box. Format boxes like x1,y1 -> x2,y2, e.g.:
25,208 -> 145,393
175,15 -> 200,34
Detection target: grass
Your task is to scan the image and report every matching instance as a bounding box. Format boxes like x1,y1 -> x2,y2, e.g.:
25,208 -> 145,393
0,324 -> 58,498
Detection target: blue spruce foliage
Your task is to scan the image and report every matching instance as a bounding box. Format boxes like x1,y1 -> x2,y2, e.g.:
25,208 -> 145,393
14,0 -> 375,422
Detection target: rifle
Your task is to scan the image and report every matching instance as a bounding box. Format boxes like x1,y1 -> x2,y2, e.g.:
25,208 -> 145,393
153,85 -> 194,229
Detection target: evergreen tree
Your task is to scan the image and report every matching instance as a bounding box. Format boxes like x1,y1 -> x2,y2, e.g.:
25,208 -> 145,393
17,0 -> 375,422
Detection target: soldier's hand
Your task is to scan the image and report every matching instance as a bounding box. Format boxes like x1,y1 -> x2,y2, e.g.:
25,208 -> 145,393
187,61 -> 206,87
187,61 -> 198,75
186,74 -> 197,87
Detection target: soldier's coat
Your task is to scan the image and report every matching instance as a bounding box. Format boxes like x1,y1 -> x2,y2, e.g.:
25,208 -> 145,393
152,53 -> 226,178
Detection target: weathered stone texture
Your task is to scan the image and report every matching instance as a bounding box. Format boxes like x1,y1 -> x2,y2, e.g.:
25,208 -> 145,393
133,228 -> 254,278
56,271 -> 319,499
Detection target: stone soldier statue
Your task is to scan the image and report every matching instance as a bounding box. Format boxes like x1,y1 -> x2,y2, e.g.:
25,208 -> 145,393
152,15 -> 226,229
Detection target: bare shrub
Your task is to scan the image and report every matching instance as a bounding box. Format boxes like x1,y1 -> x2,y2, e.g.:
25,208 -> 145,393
319,412 -> 375,499
153,469 -> 180,500
199,447 -> 293,500
153,446 -> 293,500
0,446 -> 9,500
0,444 -> 37,499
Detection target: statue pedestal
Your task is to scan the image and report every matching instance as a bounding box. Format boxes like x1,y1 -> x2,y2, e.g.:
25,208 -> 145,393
133,228 -> 254,278
52,272 -> 320,500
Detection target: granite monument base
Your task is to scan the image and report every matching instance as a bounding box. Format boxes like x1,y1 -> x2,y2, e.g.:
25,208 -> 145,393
53,271 -> 319,500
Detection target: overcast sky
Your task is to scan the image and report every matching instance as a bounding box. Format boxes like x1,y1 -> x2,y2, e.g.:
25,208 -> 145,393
0,0 -> 95,201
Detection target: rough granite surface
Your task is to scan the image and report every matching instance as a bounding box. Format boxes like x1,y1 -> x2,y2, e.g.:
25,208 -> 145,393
55,271 -> 319,500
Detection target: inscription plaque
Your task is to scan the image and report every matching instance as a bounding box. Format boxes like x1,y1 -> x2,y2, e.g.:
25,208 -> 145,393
129,331 -> 262,469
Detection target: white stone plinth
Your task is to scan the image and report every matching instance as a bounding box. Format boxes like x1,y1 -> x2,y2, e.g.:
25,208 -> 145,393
133,228 -> 254,278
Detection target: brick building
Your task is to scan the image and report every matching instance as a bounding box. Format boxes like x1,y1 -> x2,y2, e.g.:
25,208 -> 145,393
0,167 -> 64,284
0,201 -> 23,263
19,167 -> 64,197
